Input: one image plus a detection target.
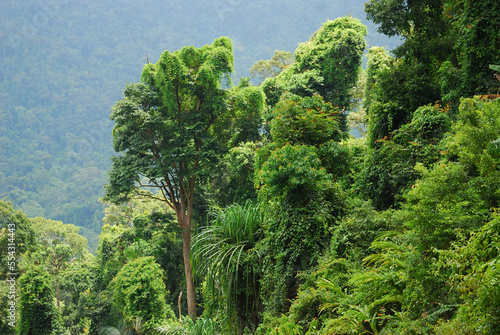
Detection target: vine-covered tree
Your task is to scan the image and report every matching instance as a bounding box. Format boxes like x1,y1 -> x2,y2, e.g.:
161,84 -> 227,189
262,17 -> 367,112
111,256 -> 175,331
104,36 -> 264,317
255,94 -> 347,314
18,266 -> 55,335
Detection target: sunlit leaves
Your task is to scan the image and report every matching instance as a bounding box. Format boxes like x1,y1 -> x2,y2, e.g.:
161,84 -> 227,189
445,97 -> 500,175
112,256 -> 174,331
270,94 -> 342,148
261,17 -> 367,114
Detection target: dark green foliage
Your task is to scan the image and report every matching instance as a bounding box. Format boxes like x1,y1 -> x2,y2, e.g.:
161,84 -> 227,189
367,60 -> 442,147
358,104 -> 451,210
257,144 -> 345,314
317,140 -> 350,180
204,141 -> 261,209
366,0 -> 446,38
366,0 -> 454,65
18,266 -> 55,335
331,199 -> 394,260
458,0 -> 500,96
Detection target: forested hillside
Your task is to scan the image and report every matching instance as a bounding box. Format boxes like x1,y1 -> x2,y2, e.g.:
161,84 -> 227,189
1,0 -> 500,335
0,0 -> 395,248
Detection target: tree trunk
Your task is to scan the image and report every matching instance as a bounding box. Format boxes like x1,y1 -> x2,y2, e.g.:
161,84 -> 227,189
182,227 -> 197,318
56,277 -> 60,308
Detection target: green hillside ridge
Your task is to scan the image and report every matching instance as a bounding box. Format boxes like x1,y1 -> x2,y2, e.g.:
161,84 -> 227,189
0,0 -> 396,247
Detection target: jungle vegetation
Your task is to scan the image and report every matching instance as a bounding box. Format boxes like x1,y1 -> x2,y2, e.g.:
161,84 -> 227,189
1,0 -> 500,334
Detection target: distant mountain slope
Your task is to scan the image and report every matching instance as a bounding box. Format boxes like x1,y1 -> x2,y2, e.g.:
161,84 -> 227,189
0,0 -> 396,246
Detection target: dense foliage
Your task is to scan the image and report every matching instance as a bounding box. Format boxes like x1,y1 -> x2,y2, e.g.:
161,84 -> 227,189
0,0 -> 393,250
2,1 -> 500,334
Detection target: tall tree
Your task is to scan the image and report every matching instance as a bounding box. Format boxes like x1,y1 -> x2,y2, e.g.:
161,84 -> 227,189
104,37 -> 239,317
0,200 -> 36,279
255,94 -> 347,314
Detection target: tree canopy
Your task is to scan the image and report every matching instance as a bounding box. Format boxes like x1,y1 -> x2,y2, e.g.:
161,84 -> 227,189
3,2 -> 500,334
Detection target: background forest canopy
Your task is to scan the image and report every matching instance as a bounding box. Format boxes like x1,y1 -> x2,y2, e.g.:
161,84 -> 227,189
0,0 -> 396,250
1,0 -> 500,335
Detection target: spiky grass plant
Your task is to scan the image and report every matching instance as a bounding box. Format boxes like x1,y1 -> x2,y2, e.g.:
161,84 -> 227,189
192,201 -> 266,332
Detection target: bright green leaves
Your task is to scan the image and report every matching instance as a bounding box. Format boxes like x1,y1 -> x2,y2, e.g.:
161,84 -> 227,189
112,256 -> 174,331
258,144 -> 329,200
270,94 -> 342,148
261,66 -> 323,106
152,36 -> 233,100
206,36 -> 234,76
404,162 -> 486,250
19,266 -> 56,335
363,46 -> 393,121
295,17 -> 367,72
261,16 -> 367,116
106,36 -> 236,205
154,50 -> 186,113
445,97 -> 500,175
295,16 -> 367,106
217,81 -> 266,147
258,93 -> 344,197
320,22 -> 367,108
